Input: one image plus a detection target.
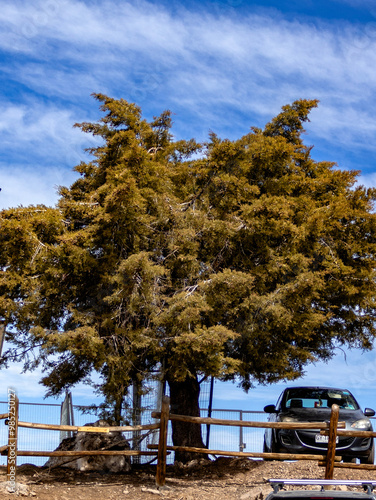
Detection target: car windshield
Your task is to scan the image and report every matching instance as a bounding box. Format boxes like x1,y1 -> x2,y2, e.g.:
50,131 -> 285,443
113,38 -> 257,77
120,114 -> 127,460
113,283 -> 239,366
281,388 -> 359,410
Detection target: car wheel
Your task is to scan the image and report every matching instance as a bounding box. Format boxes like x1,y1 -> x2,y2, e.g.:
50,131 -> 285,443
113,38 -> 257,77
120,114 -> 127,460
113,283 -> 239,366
263,438 -> 269,453
263,438 -> 273,461
359,441 -> 375,465
270,440 -> 280,454
263,437 -> 281,460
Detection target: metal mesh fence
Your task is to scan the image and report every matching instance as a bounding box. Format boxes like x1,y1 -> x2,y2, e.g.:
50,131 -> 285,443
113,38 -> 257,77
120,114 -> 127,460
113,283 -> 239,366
2,378 -> 376,467
201,409 -> 266,455
0,400 -> 126,466
0,399 -> 267,466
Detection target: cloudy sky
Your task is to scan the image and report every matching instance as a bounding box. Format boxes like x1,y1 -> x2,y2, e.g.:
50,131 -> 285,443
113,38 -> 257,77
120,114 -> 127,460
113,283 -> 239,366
1,0 -> 376,412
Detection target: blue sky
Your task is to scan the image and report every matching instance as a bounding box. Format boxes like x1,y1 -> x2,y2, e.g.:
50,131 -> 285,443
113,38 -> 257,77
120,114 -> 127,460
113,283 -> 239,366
1,0 -> 376,412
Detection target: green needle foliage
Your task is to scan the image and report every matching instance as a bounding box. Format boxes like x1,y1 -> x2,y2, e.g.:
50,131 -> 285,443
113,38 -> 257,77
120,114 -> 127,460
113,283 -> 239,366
1,95 -> 376,454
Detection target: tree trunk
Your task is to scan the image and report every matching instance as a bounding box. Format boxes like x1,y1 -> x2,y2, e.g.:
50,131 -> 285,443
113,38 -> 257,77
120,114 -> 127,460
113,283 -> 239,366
167,373 -> 207,463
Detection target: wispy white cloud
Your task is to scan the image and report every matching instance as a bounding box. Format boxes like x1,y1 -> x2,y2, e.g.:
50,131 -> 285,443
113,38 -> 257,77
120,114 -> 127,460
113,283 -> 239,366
0,164 -> 78,209
332,0 -> 376,11
358,172 -> 376,189
1,0 -> 375,145
0,103 -> 77,147
212,347 -> 376,412
0,100 -> 98,209
0,364 -> 46,399
0,0 -> 375,203
0,356 -> 103,403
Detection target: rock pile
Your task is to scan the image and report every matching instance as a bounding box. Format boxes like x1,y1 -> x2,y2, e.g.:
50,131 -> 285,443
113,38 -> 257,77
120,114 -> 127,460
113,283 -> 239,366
45,420 -> 131,472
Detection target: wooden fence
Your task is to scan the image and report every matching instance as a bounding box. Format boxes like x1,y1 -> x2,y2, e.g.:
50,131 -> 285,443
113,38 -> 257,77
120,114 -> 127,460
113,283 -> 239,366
2,394 -> 376,489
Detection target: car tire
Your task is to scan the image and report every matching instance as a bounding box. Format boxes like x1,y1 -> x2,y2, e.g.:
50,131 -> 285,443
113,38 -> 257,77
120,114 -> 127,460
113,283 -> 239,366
263,438 -> 273,461
359,441 -> 375,465
263,437 -> 281,460
271,441 -> 280,454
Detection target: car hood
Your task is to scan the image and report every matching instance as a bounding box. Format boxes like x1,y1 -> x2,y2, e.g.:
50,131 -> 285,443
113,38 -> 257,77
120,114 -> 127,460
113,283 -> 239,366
279,407 -> 370,425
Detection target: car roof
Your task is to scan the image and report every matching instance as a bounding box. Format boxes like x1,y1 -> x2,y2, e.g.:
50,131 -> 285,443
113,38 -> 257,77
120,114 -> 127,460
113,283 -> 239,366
267,481 -> 376,500
283,386 -> 351,392
267,491 -> 376,500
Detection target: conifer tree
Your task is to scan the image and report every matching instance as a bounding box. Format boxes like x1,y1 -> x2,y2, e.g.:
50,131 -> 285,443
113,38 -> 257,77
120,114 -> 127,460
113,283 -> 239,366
1,95 -> 376,461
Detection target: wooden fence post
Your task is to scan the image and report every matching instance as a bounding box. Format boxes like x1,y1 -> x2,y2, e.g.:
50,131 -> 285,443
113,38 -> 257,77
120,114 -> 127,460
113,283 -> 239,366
156,395 -> 170,488
7,391 -> 19,491
0,322 -> 5,358
325,404 -> 339,480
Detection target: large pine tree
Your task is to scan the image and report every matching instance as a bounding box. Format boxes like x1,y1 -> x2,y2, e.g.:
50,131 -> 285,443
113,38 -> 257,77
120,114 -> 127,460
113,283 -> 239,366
2,95 -> 376,460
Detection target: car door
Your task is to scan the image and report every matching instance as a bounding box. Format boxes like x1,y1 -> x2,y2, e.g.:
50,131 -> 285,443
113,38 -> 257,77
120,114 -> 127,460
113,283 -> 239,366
264,391 -> 284,450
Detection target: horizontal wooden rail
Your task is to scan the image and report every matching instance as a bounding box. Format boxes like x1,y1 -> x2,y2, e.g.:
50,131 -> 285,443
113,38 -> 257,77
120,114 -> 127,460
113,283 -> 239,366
318,461 -> 376,470
152,412 -> 346,430
2,398 -> 366,486
15,421 -> 159,433
1,450 -> 161,457
148,444 -> 342,462
328,429 -> 376,438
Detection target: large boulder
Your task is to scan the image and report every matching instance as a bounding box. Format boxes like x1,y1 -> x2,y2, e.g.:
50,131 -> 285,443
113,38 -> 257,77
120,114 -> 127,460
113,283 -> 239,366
45,420 -> 131,472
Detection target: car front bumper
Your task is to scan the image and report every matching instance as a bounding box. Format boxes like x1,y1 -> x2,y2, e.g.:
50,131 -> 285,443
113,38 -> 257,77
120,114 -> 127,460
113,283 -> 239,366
276,429 -> 373,458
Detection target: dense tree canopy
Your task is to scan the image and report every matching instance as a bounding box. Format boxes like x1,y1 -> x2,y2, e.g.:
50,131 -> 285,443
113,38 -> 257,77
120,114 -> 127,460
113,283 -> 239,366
1,95 -> 376,455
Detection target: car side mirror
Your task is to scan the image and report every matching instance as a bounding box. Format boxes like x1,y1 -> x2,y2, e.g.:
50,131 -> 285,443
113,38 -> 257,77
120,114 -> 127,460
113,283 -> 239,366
264,404 -> 277,413
364,408 -> 375,417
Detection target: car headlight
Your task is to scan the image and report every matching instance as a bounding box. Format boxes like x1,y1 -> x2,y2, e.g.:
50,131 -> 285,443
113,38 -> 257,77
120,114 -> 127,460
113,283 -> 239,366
280,416 -> 299,422
351,419 -> 372,429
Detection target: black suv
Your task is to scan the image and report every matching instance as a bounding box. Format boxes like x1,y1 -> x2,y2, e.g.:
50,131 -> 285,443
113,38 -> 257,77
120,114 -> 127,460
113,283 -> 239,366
263,386 -> 375,463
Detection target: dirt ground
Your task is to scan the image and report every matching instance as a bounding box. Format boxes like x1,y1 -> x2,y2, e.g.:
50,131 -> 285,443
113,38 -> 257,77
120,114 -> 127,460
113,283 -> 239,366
1,458 -> 376,500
